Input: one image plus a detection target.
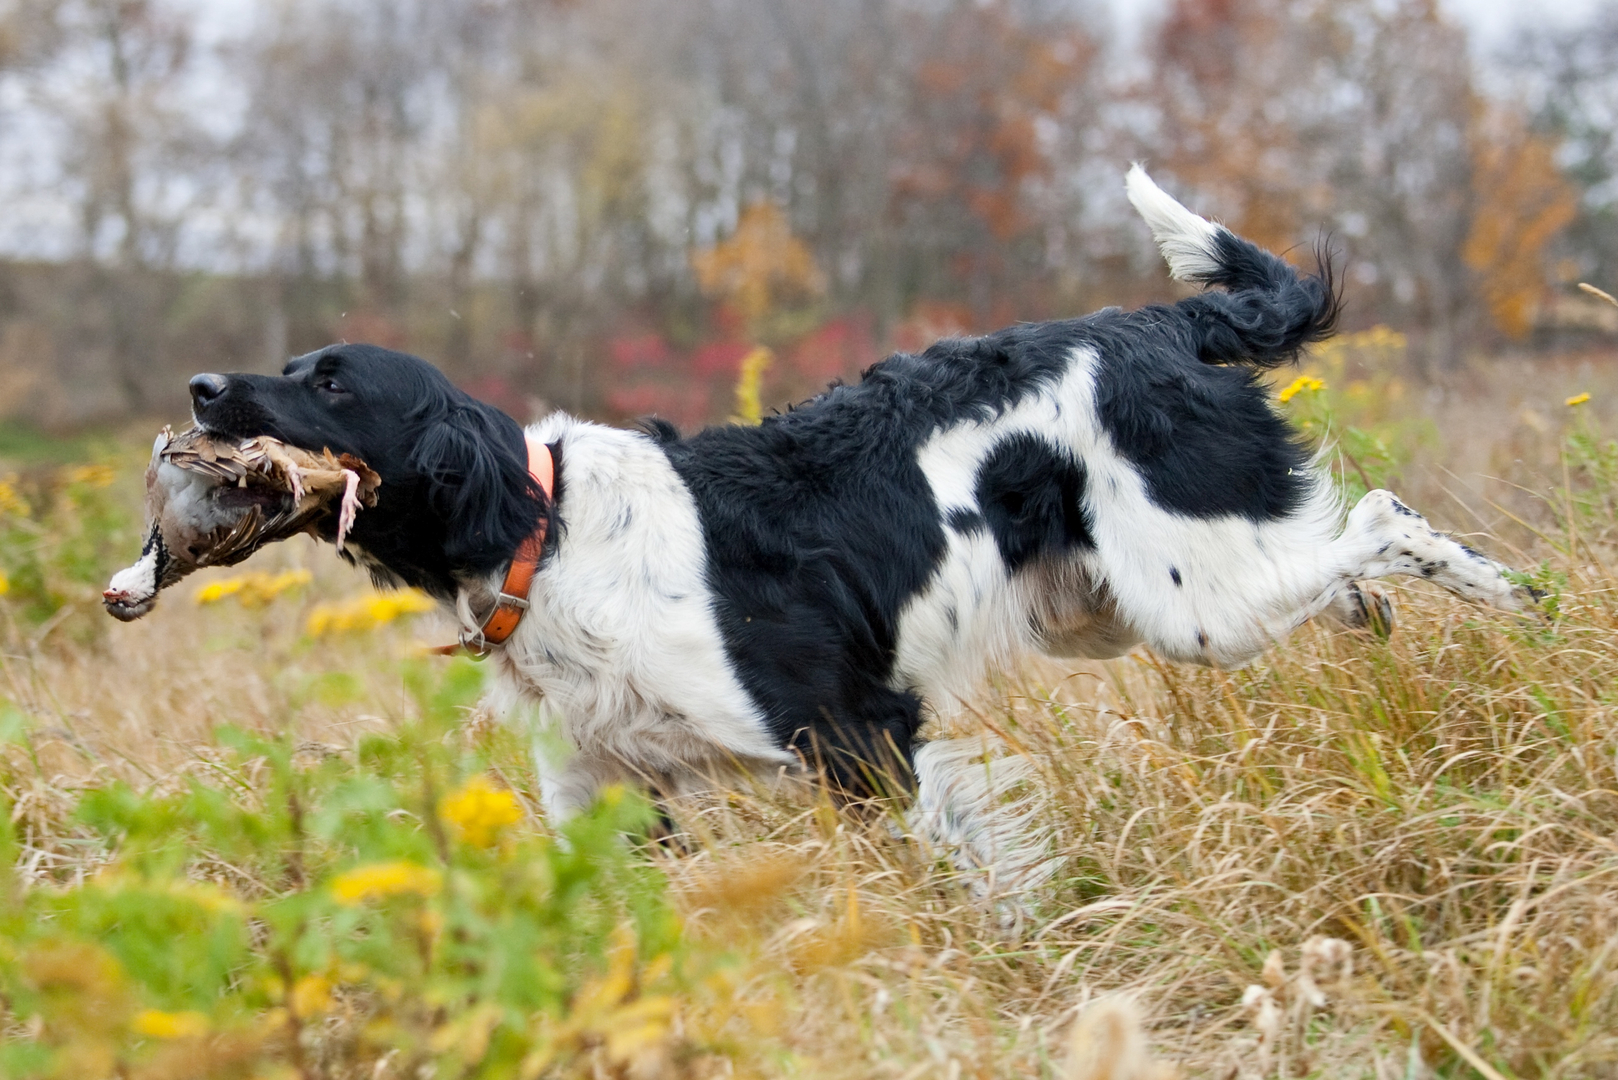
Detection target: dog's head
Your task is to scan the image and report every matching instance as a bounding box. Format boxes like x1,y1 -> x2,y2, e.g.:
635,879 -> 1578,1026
189,343 -> 547,596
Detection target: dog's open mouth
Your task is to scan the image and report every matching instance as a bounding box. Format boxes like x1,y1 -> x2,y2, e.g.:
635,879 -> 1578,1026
102,426 -> 380,621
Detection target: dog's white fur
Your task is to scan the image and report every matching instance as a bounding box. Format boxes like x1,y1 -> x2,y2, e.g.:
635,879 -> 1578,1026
1126,163 -> 1231,284
476,414 -> 795,825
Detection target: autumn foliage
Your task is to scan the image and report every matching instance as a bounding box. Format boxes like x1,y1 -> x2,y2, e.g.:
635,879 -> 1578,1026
0,0 -> 1601,413
690,203 -> 824,329
1464,110 -> 1580,338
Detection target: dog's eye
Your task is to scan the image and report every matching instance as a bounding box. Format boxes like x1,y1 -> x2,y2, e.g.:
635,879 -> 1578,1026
315,377 -> 347,395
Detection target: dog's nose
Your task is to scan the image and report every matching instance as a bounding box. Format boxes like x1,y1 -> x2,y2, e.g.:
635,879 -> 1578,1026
189,373 -> 227,407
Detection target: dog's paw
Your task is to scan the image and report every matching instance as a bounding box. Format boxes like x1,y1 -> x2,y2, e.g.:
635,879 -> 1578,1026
1353,580 -> 1395,637
1511,582 -> 1545,611
1499,565 -> 1557,617
1323,580 -> 1394,638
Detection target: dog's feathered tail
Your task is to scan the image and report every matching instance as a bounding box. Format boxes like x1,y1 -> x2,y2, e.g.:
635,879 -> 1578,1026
1126,163 -> 1339,369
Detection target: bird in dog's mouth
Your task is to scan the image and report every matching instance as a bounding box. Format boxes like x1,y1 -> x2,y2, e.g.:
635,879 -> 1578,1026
102,426 -> 379,621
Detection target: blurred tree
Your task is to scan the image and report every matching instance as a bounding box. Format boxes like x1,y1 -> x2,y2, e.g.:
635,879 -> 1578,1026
39,0 -> 206,410
475,70 -> 657,411
234,0 -> 439,351
0,0 -> 1595,425
1463,108 -> 1577,339
690,200 -> 823,333
1142,0 -> 1522,370
1513,7 -> 1618,296
887,0 -> 1099,325
1146,0 -> 1315,251
0,0 -> 63,69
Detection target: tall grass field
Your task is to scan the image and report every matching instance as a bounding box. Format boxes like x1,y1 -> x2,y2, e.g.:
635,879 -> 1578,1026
3,334 -> 1618,1079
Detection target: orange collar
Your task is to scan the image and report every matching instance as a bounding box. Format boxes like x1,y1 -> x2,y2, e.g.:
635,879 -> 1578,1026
431,434 -> 554,657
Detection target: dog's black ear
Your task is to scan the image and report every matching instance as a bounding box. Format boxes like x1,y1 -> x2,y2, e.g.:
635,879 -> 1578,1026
408,401 -> 546,574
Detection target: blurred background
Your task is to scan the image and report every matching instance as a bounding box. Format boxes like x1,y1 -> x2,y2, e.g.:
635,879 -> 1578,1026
0,0 -> 1610,430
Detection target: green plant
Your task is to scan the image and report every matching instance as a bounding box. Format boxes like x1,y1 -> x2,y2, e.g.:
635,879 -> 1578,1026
1282,328 -> 1438,503
0,659 -> 764,1079
0,458 -> 140,635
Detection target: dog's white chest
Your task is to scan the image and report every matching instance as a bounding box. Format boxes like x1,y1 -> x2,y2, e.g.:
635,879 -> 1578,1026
493,417 -> 788,775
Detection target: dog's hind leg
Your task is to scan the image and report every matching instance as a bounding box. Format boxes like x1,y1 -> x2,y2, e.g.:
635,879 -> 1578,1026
1308,489 -> 1532,621
1094,488 -> 1529,671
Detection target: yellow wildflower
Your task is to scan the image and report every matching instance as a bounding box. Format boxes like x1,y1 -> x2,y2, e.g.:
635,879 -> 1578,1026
529,923 -> 678,1072
133,1009 -> 210,1040
62,463 -> 116,488
1354,325 -> 1408,352
330,861 -> 442,905
1278,375 -> 1326,404
290,975 -> 332,1017
195,568 -> 312,608
420,906 -> 444,943
0,570 -> 10,597
731,346 -> 774,425
161,879 -> 245,916
0,477 -> 29,517
194,581 -> 232,605
306,588 -> 435,637
1567,392 -> 1592,407
603,996 -> 678,1064
441,776 -> 524,848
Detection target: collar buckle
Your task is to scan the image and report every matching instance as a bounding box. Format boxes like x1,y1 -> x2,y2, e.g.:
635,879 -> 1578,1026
427,434 -> 554,659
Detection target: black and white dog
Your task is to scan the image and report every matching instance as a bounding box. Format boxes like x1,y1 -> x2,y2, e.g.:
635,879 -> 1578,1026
188,168 -> 1529,884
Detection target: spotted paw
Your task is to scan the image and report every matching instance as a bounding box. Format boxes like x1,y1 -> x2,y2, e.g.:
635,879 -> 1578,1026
1338,580 -> 1394,638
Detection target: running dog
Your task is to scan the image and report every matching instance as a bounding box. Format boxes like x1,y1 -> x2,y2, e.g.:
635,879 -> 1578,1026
185,167 -> 1531,887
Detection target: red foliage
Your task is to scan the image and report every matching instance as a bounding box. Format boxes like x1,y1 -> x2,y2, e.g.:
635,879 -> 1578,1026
785,316 -> 874,382
460,375 -> 528,419
890,301 -> 973,354
603,381 -> 714,428
609,334 -> 676,372
691,341 -> 753,378
600,314 -> 878,428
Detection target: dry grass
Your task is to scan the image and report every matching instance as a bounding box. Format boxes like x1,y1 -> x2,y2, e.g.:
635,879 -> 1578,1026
6,350 -> 1618,1077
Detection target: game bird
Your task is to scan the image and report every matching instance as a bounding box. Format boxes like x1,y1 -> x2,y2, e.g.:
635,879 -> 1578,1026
103,423 -> 379,621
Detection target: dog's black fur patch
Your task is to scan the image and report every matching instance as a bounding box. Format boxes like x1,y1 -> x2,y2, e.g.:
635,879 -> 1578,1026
1079,310 -> 1314,521
975,433 -> 1095,571
660,381 -> 953,796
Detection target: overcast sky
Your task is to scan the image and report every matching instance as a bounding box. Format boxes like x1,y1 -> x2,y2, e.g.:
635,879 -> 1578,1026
184,0 -> 1611,52
1441,0 -> 1608,45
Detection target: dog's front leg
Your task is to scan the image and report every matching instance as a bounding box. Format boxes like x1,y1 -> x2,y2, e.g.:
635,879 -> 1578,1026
1316,579 -> 1394,635
533,753 -> 608,827
524,698 -> 612,827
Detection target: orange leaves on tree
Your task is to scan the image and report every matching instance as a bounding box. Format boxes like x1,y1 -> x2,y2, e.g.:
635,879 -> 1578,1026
1464,109 -> 1579,339
690,202 -> 824,326
1147,0 -> 1309,252
896,3 -> 1093,244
